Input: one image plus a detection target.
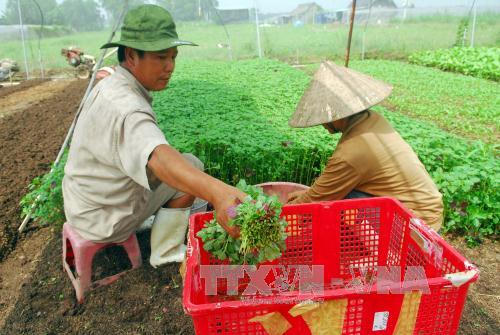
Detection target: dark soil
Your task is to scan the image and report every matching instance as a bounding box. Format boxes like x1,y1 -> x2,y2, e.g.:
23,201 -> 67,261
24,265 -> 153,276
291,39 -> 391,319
0,79 -> 86,261
1,231 -> 194,335
443,236 -> 500,335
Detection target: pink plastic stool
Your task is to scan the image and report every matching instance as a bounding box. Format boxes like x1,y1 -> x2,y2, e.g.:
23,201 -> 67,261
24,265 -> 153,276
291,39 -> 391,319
62,222 -> 142,303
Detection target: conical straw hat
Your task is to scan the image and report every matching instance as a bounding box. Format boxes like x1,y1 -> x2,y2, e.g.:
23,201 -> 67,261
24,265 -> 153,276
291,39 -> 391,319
289,61 -> 392,128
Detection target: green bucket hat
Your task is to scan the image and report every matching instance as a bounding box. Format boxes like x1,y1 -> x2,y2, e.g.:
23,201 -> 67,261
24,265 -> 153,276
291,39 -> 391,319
101,4 -> 197,51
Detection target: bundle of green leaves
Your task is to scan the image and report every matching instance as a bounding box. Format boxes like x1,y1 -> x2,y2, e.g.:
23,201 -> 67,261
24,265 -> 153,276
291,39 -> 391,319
196,180 -> 288,265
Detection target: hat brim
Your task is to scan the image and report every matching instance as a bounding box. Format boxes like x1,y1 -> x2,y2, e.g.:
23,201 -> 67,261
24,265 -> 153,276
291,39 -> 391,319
101,38 -> 197,51
289,62 -> 392,128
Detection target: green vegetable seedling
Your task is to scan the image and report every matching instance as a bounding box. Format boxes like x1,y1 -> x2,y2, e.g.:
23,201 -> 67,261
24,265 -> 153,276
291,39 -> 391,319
196,180 -> 288,265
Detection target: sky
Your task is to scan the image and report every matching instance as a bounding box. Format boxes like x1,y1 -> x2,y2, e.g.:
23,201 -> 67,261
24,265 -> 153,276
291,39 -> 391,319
0,0 -> 498,15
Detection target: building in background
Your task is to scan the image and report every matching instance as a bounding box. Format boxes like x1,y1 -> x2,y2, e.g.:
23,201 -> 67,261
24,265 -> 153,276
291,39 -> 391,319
337,0 -> 398,24
289,2 -> 325,24
217,8 -> 251,24
355,0 -> 398,9
270,14 -> 293,25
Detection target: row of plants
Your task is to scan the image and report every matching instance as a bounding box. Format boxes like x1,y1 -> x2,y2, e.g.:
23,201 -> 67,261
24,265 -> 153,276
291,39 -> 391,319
21,59 -> 498,245
408,47 -> 499,81
153,59 -> 332,186
350,59 -> 499,143
375,106 -> 498,245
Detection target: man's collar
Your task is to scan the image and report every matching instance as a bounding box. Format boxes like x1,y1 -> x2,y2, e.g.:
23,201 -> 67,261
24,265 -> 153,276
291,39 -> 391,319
116,65 -> 153,105
342,111 -> 370,136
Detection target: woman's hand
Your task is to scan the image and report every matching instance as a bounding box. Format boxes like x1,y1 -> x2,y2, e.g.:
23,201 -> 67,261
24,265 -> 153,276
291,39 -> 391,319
286,190 -> 307,204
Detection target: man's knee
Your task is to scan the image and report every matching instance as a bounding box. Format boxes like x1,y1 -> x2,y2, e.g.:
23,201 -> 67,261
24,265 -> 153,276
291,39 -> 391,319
182,153 -> 204,172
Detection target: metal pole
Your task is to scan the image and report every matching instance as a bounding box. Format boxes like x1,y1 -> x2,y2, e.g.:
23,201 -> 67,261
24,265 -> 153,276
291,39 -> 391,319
33,0 -> 45,79
470,0 -> 477,47
18,2 -> 129,233
361,0 -> 373,61
17,0 -> 30,80
402,0 -> 409,22
254,1 -> 263,58
211,2 -> 233,61
38,44 -> 44,80
345,0 -> 357,67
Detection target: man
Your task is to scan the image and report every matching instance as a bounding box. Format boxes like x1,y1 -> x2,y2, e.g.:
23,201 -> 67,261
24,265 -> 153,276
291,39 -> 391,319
287,62 -> 443,231
62,5 -> 245,267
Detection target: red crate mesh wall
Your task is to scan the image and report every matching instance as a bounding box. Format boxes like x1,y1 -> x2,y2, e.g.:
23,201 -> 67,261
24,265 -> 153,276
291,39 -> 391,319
409,241 -> 468,334
280,213 -> 314,266
414,286 -> 465,334
406,243 -> 428,267
203,308 -> 272,335
338,206 -> 382,277
442,254 -> 460,274
341,298 -> 365,335
386,210 -> 408,266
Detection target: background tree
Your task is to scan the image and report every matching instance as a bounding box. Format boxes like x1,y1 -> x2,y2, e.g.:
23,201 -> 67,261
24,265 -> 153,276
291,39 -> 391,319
99,0 -> 143,25
98,0 -> 220,25
0,0 -> 60,25
156,0 -> 219,22
59,0 -> 104,32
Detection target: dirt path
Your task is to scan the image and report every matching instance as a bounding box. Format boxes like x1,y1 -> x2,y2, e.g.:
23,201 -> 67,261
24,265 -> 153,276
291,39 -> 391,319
0,227 -> 52,329
443,236 -> 500,335
0,80 -> 46,98
0,79 -> 87,261
0,80 -> 77,119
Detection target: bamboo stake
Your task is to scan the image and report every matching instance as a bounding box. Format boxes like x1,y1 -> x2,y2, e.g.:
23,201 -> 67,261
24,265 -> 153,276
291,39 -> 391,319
18,3 -> 129,233
345,0 -> 357,68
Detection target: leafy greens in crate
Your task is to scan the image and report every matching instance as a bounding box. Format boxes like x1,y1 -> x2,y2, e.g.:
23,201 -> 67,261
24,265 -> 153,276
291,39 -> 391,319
196,180 -> 288,265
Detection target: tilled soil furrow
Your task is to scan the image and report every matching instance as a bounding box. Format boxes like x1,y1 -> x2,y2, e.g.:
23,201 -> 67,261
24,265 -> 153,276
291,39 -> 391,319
0,79 -> 87,261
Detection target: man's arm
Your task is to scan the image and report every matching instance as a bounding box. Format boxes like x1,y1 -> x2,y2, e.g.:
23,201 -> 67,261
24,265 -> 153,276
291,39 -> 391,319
147,144 -> 246,236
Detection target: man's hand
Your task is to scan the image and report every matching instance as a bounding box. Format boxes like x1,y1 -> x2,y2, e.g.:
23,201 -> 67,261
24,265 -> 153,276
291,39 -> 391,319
147,144 -> 248,238
212,186 -> 247,238
287,190 -> 307,204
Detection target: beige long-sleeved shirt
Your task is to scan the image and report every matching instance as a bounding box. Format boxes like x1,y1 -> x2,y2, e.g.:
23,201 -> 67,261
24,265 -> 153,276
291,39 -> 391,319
293,111 -> 443,230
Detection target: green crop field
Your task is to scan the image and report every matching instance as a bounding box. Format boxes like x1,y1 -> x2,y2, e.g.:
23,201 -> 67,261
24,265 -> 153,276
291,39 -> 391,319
288,60 -> 500,143
2,13 -> 499,70
22,58 -> 499,245
409,47 -> 500,81
351,60 -> 500,143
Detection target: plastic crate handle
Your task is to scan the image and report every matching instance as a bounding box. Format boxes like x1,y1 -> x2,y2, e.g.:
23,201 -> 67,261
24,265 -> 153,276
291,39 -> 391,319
444,267 -> 478,287
410,218 -> 479,287
409,218 -> 443,270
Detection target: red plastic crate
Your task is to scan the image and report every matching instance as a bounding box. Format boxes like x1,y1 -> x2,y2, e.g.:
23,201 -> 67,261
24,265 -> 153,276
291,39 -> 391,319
183,197 -> 478,335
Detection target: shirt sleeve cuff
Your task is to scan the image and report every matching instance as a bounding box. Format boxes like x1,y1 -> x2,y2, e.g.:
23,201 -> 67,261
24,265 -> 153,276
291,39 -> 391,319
139,140 -> 169,191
